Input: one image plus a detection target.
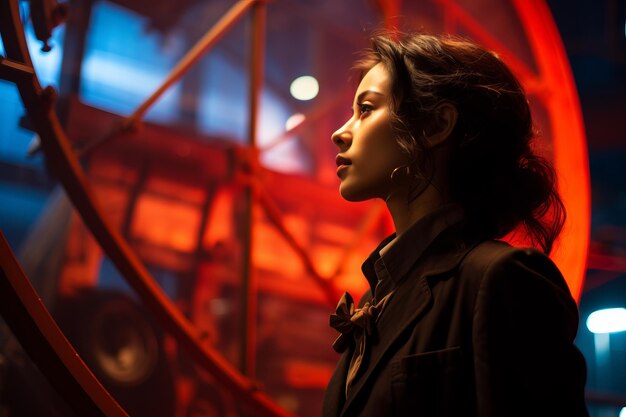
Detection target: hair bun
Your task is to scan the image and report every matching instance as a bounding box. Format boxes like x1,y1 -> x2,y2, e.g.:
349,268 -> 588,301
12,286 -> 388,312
515,157 -> 556,216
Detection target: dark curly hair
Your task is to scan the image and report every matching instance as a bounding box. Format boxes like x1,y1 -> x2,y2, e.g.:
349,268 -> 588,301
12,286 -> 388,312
355,32 -> 565,254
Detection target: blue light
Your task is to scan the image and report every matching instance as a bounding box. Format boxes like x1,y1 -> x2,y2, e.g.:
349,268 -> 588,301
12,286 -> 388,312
79,1 -> 181,121
586,308 -> 626,334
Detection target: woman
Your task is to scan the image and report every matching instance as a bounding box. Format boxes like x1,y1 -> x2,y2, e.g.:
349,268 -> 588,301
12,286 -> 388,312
323,33 -> 589,417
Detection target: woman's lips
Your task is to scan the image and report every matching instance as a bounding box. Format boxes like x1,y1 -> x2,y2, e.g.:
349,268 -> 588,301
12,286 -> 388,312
336,155 -> 352,177
336,164 -> 349,176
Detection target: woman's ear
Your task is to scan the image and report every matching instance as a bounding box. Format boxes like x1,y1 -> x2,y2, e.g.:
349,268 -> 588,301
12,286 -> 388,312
425,102 -> 458,149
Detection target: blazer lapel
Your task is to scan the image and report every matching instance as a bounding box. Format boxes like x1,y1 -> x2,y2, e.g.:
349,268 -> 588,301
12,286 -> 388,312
323,344 -> 353,417
340,275 -> 432,416
339,227 -> 482,417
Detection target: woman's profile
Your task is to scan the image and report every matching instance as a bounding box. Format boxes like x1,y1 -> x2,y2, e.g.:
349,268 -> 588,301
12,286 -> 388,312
323,32 -> 589,417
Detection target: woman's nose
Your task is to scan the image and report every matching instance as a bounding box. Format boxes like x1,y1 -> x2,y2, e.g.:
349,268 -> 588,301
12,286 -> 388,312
331,124 -> 352,150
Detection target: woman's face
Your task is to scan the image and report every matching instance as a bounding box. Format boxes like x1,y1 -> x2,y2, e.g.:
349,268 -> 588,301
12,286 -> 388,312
331,63 -> 407,202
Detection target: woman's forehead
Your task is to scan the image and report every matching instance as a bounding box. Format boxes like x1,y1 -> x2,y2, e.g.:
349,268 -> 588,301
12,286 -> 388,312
355,63 -> 391,99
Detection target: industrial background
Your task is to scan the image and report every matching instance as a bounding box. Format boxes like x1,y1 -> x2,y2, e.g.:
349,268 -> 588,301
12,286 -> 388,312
0,0 -> 625,416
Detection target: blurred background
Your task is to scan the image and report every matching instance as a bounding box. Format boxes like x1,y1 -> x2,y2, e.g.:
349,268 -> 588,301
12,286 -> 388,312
0,0 -> 624,416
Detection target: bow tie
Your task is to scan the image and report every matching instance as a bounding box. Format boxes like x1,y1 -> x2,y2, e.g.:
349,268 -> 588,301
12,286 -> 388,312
329,292 -> 386,353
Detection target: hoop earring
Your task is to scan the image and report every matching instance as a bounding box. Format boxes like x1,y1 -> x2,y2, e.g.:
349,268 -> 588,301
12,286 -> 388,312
390,164 -> 425,185
390,165 -> 412,186
387,164 -> 428,204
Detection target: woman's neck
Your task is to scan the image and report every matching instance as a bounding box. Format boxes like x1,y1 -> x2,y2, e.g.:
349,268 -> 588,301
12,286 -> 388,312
385,184 -> 446,236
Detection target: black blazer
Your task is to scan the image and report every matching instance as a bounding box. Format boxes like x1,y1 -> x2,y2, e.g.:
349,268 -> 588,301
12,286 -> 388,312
322,227 -> 589,417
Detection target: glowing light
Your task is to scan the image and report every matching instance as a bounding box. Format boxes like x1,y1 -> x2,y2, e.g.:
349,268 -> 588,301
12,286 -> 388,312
620,407 -> 626,417
81,51 -> 180,121
290,76 -> 319,101
132,194 -> 201,253
586,308 -> 626,334
285,113 -> 306,131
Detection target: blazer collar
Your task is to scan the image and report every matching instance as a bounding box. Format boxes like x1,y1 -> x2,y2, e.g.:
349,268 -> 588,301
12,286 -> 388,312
340,222 -> 483,417
361,204 -> 465,296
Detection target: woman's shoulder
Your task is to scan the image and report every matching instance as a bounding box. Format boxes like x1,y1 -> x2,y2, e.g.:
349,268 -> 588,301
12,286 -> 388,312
459,239 -> 576,313
460,239 -> 560,281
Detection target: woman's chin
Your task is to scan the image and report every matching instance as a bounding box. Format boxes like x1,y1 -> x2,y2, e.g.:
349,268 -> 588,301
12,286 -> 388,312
339,183 -> 370,202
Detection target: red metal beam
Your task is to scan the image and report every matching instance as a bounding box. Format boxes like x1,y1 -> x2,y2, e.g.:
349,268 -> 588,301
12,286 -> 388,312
0,232 -> 129,417
0,0 -> 294,415
240,0 -> 267,379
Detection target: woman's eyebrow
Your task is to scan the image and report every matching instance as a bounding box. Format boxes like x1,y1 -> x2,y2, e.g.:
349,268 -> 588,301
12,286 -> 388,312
356,90 -> 384,103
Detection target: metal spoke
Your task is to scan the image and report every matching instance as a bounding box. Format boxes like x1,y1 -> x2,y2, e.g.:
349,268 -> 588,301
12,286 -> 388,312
240,0 -> 266,379
77,0 -> 258,158
328,202 -> 387,280
0,56 -> 35,83
254,178 -> 342,306
259,88 -> 352,153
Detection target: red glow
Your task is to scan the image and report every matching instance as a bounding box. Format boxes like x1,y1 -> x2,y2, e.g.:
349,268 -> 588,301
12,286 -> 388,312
514,0 -> 590,301
203,187 -> 236,250
132,195 -> 201,253
283,360 -> 335,389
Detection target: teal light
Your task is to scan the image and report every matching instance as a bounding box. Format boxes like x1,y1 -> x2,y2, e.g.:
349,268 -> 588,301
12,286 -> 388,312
586,308 -> 626,334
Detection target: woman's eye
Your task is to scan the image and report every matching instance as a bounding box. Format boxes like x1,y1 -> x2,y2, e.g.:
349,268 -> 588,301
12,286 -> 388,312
358,104 -> 373,115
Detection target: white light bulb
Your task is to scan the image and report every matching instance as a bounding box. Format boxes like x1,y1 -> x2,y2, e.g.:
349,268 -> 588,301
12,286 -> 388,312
586,308 -> 626,334
290,76 -> 319,101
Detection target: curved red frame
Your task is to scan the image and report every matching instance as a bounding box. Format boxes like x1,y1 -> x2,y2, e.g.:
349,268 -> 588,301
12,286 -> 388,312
0,232 -> 130,417
514,0 -> 590,301
0,1 -> 294,416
